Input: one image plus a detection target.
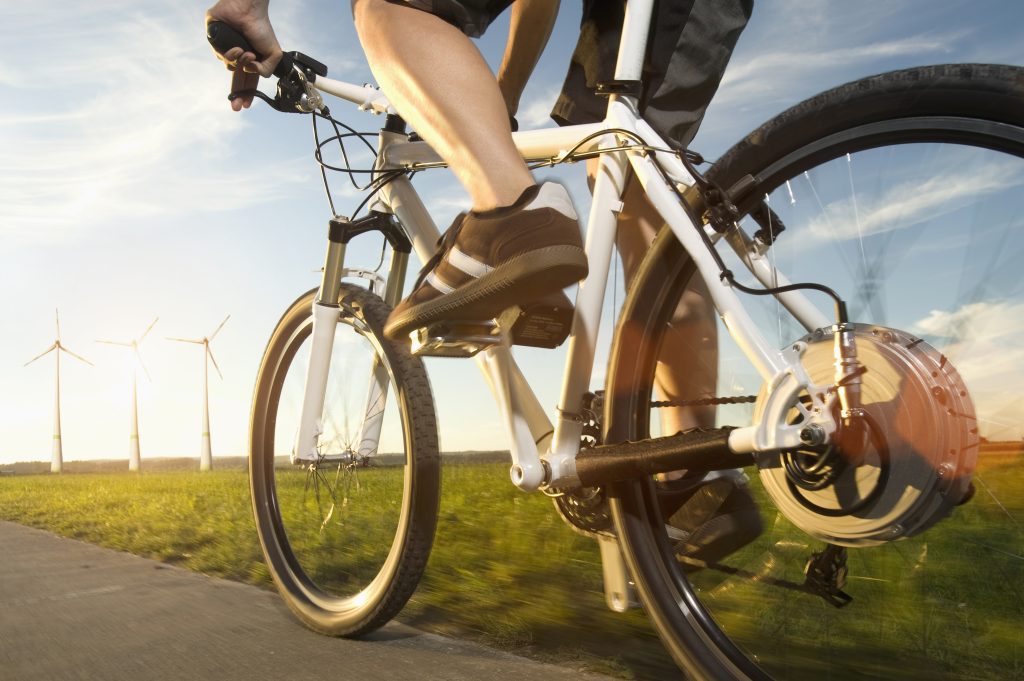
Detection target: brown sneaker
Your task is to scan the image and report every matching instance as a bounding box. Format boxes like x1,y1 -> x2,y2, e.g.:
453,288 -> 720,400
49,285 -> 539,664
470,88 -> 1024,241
384,182 -> 588,341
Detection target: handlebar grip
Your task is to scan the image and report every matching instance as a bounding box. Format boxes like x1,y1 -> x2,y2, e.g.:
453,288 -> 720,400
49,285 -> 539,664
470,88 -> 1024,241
206,21 -> 294,79
207,21 -> 253,58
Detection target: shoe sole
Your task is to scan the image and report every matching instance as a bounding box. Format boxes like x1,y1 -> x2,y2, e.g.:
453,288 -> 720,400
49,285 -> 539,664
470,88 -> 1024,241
384,245 -> 588,341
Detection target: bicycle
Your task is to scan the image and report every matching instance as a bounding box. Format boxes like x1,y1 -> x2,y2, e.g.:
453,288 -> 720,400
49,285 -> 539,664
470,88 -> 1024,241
209,4 -> 1024,678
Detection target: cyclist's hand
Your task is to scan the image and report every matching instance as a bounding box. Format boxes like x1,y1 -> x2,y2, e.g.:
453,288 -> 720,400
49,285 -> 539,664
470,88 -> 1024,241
206,0 -> 283,111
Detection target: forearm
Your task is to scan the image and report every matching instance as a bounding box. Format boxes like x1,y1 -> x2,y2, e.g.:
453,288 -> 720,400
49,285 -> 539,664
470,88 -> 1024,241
497,0 -> 560,117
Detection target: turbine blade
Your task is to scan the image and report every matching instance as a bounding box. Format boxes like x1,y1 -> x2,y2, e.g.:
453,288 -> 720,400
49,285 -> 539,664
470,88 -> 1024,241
209,315 -> 230,341
96,339 -> 132,347
135,347 -> 152,382
139,317 -> 159,343
207,346 -> 223,380
167,337 -> 204,344
55,308 -> 61,340
24,344 -> 57,367
60,346 -> 94,366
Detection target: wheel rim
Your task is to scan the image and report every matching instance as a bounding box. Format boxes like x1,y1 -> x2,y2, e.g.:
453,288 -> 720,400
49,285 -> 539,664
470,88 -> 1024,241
630,118 -> 1024,680
257,298 -> 414,617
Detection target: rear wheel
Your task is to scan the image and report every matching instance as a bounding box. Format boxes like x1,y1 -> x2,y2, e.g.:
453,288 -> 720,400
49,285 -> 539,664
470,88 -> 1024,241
607,64 -> 1024,680
250,285 -> 440,636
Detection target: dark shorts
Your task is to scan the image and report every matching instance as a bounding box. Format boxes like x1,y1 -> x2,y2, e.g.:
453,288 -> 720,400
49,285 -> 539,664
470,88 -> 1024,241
383,0 -> 753,146
382,0 -> 513,38
552,0 -> 753,146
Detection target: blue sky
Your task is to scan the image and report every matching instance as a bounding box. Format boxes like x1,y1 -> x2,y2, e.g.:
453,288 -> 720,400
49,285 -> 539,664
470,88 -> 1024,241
2,1 -> 1022,464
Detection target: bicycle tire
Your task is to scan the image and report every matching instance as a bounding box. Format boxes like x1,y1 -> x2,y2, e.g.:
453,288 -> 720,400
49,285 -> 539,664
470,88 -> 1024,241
606,64 -> 1024,680
250,285 -> 440,637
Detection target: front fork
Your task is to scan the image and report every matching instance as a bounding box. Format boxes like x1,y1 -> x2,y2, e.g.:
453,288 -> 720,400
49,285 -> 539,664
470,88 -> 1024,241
291,218 -> 410,464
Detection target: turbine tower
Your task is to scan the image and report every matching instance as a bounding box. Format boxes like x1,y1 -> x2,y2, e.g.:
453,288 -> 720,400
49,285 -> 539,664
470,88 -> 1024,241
24,309 -> 93,473
97,318 -> 158,472
168,315 -> 229,472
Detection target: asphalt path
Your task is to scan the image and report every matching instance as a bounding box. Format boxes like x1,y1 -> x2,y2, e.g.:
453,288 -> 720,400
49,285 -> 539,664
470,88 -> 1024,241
0,521 -> 617,681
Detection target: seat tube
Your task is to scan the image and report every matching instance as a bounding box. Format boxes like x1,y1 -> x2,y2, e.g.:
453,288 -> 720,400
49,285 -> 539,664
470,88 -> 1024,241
614,0 -> 654,81
548,146 -> 629,481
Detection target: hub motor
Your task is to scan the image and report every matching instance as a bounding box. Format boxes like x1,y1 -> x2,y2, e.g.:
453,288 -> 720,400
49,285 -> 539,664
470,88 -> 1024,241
756,324 -> 978,547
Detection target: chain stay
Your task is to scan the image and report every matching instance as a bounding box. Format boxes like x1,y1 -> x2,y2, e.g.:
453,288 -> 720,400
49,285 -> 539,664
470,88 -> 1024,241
651,395 -> 757,408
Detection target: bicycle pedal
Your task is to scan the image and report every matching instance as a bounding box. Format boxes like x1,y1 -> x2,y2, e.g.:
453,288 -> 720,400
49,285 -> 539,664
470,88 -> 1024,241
410,320 -> 501,357
410,291 -> 574,358
500,289 -> 574,350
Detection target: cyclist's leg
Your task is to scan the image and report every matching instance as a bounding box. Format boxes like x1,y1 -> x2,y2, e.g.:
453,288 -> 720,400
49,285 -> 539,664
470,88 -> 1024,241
600,162 -> 762,563
609,166 -> 719,437
352,0 -> 531,211
353,0 -> 588,339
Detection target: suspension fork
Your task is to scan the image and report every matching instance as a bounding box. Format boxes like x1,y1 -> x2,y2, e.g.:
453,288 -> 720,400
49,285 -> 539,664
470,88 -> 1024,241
291,215 -> 411,464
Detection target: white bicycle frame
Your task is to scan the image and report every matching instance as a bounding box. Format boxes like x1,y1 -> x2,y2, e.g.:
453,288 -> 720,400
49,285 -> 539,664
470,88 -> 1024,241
290,0 -> 839,491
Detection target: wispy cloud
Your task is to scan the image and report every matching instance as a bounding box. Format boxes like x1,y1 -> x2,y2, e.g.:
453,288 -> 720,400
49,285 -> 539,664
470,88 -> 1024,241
914,300 -> 1024,343
715,32 -> 962,111
0,2 -> 313,243
912,300 -> 1024,440
800,160 -> 1024,243
518,86 -> 560,129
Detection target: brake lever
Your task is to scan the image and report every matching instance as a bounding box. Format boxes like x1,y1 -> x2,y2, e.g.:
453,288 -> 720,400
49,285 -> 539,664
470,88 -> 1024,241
228,79 -> 327,116
227,89 -> 292,113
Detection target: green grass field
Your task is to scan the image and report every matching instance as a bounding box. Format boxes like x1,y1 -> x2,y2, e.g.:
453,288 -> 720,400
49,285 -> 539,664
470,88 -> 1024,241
1,446 -> 1021,680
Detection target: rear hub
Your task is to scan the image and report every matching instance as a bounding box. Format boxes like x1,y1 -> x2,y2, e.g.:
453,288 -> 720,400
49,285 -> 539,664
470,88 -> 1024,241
756,324 -> 978,546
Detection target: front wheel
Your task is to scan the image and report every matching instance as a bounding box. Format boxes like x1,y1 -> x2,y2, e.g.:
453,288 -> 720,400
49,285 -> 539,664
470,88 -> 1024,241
250,284 -> 440,636
607,64 -> 1024,680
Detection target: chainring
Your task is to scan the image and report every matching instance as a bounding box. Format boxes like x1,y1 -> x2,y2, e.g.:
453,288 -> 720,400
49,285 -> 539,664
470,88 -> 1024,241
552,392 -> 614,538
554,485 -> 614,538
756,324 -> 978,547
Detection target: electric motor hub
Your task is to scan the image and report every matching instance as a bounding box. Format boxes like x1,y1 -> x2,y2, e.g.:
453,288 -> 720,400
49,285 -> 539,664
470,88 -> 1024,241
756,324 -> 978,547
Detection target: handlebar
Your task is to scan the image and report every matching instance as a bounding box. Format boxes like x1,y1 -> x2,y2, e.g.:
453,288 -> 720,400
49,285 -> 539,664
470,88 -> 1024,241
206,21 -> 296,79
206,20 -> 392,116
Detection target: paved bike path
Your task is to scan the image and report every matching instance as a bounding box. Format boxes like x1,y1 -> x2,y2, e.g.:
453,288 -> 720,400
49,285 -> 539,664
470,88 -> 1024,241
0,521 -> 617,681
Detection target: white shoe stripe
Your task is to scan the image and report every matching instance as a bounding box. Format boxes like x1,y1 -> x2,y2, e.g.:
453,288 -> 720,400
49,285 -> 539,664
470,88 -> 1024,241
525,182 -> 578,220
425,271 -> 456,294
447,246 -> 493,279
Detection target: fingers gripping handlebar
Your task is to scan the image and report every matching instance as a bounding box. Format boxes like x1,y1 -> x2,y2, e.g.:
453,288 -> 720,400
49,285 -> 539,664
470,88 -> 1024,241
206,21 -> 295,79
207,21 -> 329,113
207,21 -> 328,79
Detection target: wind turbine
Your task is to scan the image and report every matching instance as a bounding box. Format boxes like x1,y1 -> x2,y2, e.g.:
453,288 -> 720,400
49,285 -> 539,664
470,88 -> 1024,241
24,309 -> 93,473
167,315 -> 229,472
97,318 -> 158,472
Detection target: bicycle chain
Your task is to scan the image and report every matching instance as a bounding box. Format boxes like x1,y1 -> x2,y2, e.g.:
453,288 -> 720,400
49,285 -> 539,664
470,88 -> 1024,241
552,393 -> 756,538
650,395 -> 757,408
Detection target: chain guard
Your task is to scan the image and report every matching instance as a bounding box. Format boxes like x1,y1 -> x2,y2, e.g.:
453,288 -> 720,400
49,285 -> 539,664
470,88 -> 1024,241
756,324 -> 978,547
